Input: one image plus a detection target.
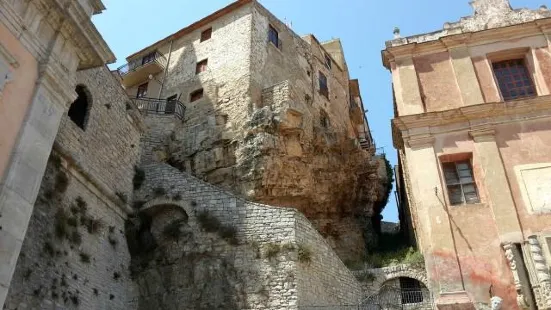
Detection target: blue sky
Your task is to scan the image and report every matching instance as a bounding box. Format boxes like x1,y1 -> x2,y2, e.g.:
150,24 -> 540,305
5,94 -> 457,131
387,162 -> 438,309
93,0 -> 544,222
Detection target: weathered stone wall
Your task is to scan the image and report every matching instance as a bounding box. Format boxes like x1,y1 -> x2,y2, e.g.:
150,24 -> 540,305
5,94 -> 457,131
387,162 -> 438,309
4,160 -> 138,310
295,213 -> 362,307
55,66 -> 143,202
131,162 -> 362,309
140,114 -> 177,164
162,4 -> 254,190
4,66 -> 142,309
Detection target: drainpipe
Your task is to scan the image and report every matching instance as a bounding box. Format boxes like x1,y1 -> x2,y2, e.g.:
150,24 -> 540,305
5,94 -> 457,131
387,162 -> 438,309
157,40 -> 174,99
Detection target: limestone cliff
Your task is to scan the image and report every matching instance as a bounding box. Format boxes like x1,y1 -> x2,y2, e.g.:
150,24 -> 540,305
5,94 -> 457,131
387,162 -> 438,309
164,81 -> 387,260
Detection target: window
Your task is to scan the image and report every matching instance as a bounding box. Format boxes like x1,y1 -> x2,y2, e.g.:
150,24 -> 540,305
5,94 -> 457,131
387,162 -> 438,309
319,71 -> 329,98
442,160 -> 480,205
190,88 -> 204,102
136,83 -> 148,98
399,278 -> 423,304
68,85 -> 91,130
268,25 -> 280,48
324,54 -> 332,70
165,95 -> 178,114
200,28 -> 212,42
320,110 -> 329,128
142,52 -> 156,65
196,59 -> 208,74
492,59 -> 535,101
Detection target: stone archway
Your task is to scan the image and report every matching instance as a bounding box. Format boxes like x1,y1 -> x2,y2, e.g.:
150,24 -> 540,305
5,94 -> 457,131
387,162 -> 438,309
140,198 -> 194,217
369,264 -> 429,292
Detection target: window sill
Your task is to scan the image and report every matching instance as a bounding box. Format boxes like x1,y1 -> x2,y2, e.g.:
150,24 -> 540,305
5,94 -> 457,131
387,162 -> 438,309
450,202 -> 487,208
502,94 -> 537,102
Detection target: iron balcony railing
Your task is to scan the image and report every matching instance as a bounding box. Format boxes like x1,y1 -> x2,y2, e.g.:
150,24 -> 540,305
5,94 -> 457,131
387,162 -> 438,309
132,97 -> 185,120
117,51 -> 167,77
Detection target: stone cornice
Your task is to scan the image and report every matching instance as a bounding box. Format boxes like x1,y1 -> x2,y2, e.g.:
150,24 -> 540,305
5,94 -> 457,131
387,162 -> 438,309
393,95 -> 551,131
0,0 -> 115,69
469,127 -> 496,142
382,17 -> 551,68
393,95 -> 551,148
406,135 -> 435,149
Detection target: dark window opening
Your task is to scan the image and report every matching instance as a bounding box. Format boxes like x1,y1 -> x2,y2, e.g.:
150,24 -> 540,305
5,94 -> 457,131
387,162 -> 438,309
319,71 -> 329,98
200,28 -> 212,42
320,115 -> 329,128
399,278 -> 423,304
492,59 -> 536,101
68,85 -> 91,130
190,89 -> 204,102
442,160 -> 480,205
142,52 -> 156,65
325,54 -> 332,69
196,59 -> 208,74
165,95 -> 177,114
136,83 -> 148,98
268,25 -> 280,48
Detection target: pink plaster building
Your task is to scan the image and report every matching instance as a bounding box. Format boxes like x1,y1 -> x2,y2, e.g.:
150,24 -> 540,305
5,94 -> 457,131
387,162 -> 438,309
385,0 -> 551,309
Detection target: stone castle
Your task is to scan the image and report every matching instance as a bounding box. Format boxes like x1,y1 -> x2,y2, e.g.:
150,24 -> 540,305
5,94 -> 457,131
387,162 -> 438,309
1,0 -> 551,309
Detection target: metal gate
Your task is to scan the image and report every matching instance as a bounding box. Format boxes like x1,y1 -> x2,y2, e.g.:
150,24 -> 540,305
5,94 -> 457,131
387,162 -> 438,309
359,283 -> 434,310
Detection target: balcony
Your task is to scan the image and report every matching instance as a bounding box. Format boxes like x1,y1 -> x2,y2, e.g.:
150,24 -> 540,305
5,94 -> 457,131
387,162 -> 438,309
117,51 -> 167,87
132,97 -> 185,120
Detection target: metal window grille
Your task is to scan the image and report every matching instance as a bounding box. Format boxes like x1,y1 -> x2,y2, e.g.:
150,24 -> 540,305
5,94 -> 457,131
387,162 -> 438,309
492,59 -> 536,101
319,72 -> 329,98
442,160 -> 480,205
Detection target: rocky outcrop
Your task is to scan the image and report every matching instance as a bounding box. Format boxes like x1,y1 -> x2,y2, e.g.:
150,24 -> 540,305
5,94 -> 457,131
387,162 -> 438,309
164,80 -> 388,261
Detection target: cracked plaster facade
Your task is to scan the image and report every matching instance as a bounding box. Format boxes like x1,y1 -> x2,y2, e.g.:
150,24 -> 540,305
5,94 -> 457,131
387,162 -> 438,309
385,0 -> 551,309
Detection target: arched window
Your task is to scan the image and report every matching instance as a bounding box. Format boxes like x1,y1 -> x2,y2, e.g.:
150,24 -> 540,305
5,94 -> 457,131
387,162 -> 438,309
68,85 -> 91,130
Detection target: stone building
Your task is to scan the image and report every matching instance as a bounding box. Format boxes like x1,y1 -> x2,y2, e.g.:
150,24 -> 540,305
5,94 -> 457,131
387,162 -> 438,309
0,0 -> 115,306
385,0 -> 551,309
116,0 -> 386,261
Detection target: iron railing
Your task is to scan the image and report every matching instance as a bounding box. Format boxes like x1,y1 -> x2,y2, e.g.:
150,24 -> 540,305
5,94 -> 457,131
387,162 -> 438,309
132,97 -> 185,120
117,51 -> 167,77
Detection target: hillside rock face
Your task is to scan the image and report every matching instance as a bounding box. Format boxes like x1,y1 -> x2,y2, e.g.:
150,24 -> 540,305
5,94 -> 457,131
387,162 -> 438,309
164,81 -> 386,261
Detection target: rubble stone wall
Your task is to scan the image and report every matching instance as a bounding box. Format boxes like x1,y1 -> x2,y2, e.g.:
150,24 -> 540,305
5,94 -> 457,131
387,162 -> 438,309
132,163 -> 362,309
5,66 -> 142,309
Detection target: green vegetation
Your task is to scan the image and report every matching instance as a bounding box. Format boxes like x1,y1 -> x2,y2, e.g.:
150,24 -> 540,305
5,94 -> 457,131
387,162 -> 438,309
356,271 -> 376,282
197,210 -> 221,232
264,243 -> 281,259
55,172 -> 69,193
218,225 -> 238,245
297,244 -> 313,263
